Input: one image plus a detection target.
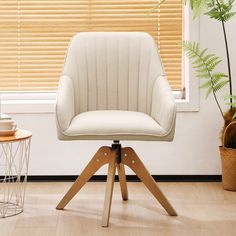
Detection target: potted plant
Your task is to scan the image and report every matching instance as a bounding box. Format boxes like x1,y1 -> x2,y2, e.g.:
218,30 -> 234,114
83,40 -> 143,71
182,0 -> 236,190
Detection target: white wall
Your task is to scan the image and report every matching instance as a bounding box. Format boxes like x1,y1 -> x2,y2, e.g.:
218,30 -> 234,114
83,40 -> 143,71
6,13 -> 236,176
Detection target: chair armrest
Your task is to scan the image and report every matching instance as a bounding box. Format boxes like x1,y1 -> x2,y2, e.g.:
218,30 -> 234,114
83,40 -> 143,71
56,75 -> 75,133
151,75 -> 176,139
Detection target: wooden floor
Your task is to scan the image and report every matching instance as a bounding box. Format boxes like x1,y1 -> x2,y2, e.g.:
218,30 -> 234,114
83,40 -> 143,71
0,182 -> 236,236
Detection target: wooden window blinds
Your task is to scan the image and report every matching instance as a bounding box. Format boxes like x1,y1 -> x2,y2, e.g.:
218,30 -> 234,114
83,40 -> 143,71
0,0 -> 183,92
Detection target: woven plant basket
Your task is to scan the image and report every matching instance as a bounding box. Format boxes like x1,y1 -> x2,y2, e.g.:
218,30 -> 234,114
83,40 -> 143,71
219,121 -> 236,191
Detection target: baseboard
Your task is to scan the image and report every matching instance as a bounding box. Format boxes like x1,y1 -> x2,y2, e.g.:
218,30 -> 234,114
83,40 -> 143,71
24,175 -> 222,182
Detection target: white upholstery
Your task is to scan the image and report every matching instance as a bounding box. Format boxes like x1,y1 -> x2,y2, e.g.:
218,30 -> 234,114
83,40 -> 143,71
56,32 -> 176,141
64,110 -> 167,141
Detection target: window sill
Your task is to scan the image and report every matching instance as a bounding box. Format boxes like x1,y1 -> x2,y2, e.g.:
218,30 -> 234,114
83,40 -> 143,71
1,94 -> 199,114
2,99 -> 55,114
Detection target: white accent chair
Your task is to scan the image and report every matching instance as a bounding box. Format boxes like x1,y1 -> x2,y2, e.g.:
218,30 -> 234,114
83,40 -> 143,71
56,32 -> 177,227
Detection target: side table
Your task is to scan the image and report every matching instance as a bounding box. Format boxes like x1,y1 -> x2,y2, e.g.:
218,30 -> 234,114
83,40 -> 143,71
0,129 -> 32,217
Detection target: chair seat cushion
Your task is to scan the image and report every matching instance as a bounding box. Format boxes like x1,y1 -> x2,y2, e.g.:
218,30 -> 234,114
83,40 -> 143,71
63,110 -> 167,141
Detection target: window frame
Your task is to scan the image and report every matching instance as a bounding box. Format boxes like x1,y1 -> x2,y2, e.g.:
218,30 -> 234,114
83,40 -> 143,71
176,5 -> 199,112
1,5 -> 199,114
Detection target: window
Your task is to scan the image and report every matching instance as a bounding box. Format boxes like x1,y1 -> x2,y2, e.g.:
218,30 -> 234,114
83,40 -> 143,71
0,0 -> 183,92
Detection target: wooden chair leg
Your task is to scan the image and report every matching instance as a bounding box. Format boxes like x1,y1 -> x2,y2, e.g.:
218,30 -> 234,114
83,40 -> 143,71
102,152 -> 116,227
121,147 -> 177,216
117,163 -> 128,200
56,146 -> 111,210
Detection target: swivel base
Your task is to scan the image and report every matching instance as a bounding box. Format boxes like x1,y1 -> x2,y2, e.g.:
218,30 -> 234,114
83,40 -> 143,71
56,141 -> 177,227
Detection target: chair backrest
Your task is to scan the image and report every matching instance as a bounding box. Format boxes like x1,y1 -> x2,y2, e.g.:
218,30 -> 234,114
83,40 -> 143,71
62,32 -> 165,115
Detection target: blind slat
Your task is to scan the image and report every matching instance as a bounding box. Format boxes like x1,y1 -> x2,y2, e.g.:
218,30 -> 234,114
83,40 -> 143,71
0,0 -> 183,92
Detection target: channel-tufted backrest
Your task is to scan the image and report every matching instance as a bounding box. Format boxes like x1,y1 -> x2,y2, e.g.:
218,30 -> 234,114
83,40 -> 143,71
62,32 -> 164,115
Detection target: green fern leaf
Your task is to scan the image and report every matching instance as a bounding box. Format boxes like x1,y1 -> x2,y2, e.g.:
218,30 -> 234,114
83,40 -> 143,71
196,67 -> 209,73
193,63 -> 206,69
225,102 -> 236,107
200,73 -> 228,89
213,80 -> 229,93
225,93 -> 236,112
212,72 -> 228,79
205,86 -> 214,98
197,73 -> 210,78
204,80 -> 227,98
193,57 -> 203,65
207,59 -> 222,71
205,0 -> 236,22
202,54 -> 215,62
223,12 -> 236,21
186,0 -> 207,17
200,80 -> 213,89
224,94 -> 236,100
199,48 -> 208,57
182,40 -> 228,100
